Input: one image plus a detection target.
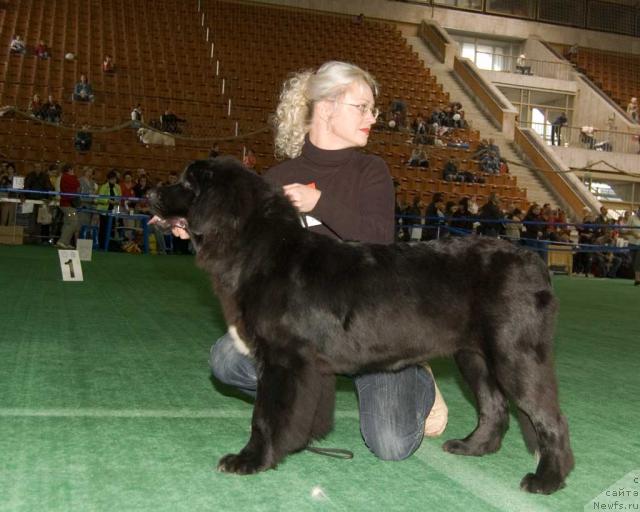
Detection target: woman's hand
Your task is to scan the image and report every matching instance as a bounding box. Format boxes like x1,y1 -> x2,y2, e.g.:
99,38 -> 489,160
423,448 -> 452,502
282,183 -> 321,213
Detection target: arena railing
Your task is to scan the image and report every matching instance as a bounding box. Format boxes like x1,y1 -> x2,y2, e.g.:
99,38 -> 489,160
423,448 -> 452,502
472,52 -> 574,81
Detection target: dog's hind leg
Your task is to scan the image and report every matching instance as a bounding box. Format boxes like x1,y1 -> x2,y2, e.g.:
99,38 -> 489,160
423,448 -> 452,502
443,349 -> 509,456
217,345 -> 333,474
493,342 -> 574,494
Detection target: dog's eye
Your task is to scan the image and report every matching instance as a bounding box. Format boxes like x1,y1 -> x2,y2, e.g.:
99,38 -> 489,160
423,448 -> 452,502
182,180 -> 192,190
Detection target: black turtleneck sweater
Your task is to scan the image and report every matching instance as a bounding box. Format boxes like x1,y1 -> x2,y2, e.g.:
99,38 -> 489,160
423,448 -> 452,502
264,139 -> 394,244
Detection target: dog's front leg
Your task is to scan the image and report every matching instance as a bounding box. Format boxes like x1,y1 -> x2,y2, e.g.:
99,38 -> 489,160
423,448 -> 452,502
217,346 -> 332,474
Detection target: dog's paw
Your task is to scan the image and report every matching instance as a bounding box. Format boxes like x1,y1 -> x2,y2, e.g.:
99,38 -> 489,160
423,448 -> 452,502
217,452 -> 266,475
520,472 -> 565,494
442,438 -> 476,456
442,437 -> 500,456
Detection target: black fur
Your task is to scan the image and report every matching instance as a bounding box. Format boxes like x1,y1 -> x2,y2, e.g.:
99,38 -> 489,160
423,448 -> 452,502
150,158 -> 574,494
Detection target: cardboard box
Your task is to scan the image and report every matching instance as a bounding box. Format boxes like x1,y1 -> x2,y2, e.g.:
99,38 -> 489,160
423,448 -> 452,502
0,225 -> 24,245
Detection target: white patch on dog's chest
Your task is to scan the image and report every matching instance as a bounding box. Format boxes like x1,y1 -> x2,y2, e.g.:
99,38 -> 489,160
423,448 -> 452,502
228,325 -> 250,355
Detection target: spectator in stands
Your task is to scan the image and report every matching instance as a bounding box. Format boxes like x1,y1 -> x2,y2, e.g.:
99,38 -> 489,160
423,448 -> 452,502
133,174 -> 151,203
56,164 -> 80,249
402,196 -> 421,241
411,114 -> 428,145
580,125 -> 597,149
505,208 -> 524,242
547,208 -> 571,243
102,54 -> 115,73
442,156 -> 464,182
478,193 -> 504,237
623,206 -> 640,285
204,60 -> 448,455
96,170 -> 121,249
242,148 -> 257,170
131,104 -> 143,127
499,157 -> 509,175
77,167 -> 96,237
627,97 -> 638,123
449,197 -> 473,234
522,203 -> 545,260
594,206 -> 611,242
566,44 -> 579,61
574,210 -> 595,276
120,171 -> 136,211
119,171 -> 137,240
0,163 -> 18,227
72,74 -> 95,102
26,165 -> 54,242
160,110 -> 186,133
28,94 -> 44,119
388,98 -> 407,129
208,145 -> 220,159
407,145 -> 429,167
10,35 -> 26,55
42,95 -> 62,123
515,53 -> 531,75
74,126 -> 93,153
551,112 -> 568,146
34,40 -> 50,59
423,192 -> 446,240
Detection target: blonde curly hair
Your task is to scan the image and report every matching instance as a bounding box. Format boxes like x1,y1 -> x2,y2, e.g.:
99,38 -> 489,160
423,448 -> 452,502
273,61 -> 378,160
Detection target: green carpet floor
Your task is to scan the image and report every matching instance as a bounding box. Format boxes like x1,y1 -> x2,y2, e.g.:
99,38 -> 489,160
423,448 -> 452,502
0,245 -> 638,511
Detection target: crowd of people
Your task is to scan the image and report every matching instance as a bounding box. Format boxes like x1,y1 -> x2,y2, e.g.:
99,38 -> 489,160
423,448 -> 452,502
0,160 -> 190,255
395,194 -> 640,281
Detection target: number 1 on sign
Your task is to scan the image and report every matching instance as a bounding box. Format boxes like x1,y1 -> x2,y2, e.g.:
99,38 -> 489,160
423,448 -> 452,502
58,250 -> 84,281
65,259 -> 76,278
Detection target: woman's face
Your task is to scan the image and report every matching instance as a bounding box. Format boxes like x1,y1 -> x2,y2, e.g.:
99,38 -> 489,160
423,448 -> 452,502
322,81 -> 376,150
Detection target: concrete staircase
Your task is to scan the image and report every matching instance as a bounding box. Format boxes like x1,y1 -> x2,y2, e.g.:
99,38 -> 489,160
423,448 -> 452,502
406,35 -> 560,209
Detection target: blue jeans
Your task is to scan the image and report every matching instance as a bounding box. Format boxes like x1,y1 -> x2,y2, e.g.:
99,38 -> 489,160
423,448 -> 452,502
210,332 -> 434,461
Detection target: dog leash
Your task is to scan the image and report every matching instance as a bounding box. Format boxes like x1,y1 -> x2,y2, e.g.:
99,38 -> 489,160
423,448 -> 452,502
306,446 -> 354,460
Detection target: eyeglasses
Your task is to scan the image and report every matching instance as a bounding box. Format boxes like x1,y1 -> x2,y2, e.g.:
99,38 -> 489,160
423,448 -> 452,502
339,102 -> 379,119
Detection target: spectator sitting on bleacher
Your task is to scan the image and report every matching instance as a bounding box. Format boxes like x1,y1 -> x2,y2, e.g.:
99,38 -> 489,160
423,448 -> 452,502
34,40 -> 50,59
28,94 -> 44,119
74,126 -> 92,153
627,97 -> 638,123
160,110 -> 186,133
10,35 -> 26,55
442,156 -> 464,182
103,54 -> 115,73
429,107 -> 445,126
130,104 -> 143,127
408,145 -> 429,167
451,102 -> 466,128
72,74 -> 95,102
388,99 -> 407,129
42,95 -> 62,123
480,151 -> 500,174
411,114 -> 428,144
499,157 -> 509,175
547,208 -> 571,243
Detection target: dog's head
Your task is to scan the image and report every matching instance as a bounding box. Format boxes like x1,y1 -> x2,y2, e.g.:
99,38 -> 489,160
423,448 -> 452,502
149,158 -> 297,249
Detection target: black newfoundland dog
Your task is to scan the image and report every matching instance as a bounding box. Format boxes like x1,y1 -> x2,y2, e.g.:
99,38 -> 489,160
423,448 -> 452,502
150,158 -> 574,494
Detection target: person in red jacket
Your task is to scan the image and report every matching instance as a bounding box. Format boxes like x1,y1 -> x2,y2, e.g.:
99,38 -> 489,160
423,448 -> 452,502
57,163 -> 80,249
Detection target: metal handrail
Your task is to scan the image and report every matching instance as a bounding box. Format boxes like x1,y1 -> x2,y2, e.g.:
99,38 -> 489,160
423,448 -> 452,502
472,52 -> 574,81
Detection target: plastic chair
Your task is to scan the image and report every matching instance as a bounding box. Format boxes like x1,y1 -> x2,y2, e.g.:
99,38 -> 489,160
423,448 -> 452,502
80,224 -> 99,249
